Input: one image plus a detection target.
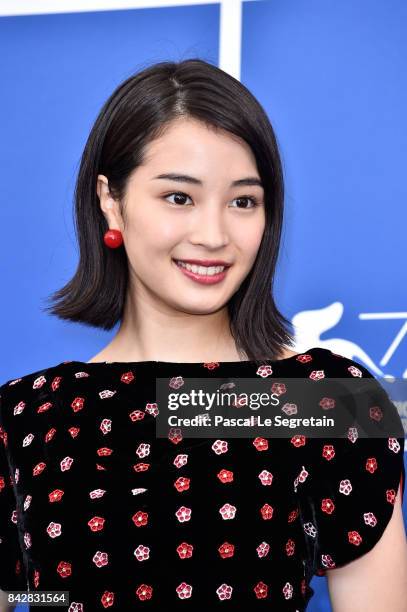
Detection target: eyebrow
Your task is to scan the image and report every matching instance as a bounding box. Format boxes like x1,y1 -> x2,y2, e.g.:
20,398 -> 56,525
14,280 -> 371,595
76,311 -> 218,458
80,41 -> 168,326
151,172 -> 263,188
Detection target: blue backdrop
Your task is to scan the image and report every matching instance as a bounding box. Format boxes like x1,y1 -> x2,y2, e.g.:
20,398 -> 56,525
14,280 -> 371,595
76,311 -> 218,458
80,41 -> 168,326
0,1 -> 405,610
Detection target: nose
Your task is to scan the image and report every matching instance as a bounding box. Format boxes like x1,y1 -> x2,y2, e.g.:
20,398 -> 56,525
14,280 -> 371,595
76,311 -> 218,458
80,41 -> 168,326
188,203 -> 229,250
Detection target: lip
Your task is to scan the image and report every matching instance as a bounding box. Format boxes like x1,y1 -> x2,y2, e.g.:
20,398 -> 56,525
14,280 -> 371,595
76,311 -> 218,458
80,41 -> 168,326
173,258 -> 232,267
172,259 -> 230,285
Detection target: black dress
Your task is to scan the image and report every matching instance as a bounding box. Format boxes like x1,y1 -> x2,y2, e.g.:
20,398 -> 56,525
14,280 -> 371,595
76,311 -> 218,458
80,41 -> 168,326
0,347 -> 405,611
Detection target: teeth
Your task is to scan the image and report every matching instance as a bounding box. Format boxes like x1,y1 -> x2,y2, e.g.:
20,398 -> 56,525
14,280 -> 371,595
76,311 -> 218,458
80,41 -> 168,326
176,261 -> 226,275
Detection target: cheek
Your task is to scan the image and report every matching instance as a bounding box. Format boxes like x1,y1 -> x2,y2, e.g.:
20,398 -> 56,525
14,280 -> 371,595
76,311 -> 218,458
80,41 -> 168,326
125,210 -> 182,260
232,217 -> 265,258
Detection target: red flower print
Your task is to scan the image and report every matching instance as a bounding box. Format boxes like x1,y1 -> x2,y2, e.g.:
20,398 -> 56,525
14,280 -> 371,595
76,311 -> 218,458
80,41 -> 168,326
216,583 -> 233,600
366,457 -> 378,474
254,581 -> 268,599
101,590 -> 115,607
33,375 -> 46,389
145,403 -> 159,417
369,406 -> 383,421
46,522 -> 62,538
218,542 -> 235,558
121,371 -> 134,384
68,427 -> 80,438
297,465 -> 309,484
44,427 -> 56,442
386,488 -> 397,504
319,397 -> 335,410
133,462 -> 150,472
256,541 -> 270,558
99,419 -> 112,434
348,530 -> 362,546
203,362 -> 220,370
176,582 -> 193,598
132,487 -> 147,496
321,554 -> 336,569
33,569 -> 40,588
71,397 -> 84,413
98,390 -> 116,400
282,581 -> 293,599
132,511 -> 148,527
217,469 -> 233,483
136,443 -> 151,459
282,402 -> 297,416
285,539 -> 295,556
51,375 -> 62,391
176,542 -> 193,559
260,503 -> 274,520
134,545 -> 150,561
339,479 -> 352,495
296,353 -> 313,363
322,444 -> 335,460
89,489 -> 106,500
23,531 -> 32,549
169,376 -> 185,390
291,434 -> 306,448
303,522 -> 317,537
56,560 -> 72,578
288,508 -> 299,522
363,511 -> 377,527
92,551 -> 109,567
174,476 -> 190,492
173,453 -> 188,468
175,506 -> 191,523
211,439 -> 228,455
11,509 -> 18,525
129,410 -> 145,422
48,489 -> 64,503
309,370 -> 325,381
258,469 -> 273,486
256,365 -> 273,378
168,428 -> 183,444
33,462 -> 46,476
136,584 -> 153,601
271,382 -> 286,396
60,456 -> 74,472
321,498 -> 335,514
97,447 -> 113,457
219,503 -> 237,520
253,437 -> 268,451
388,437 -> 401,453
37,402 -> 52,414
22,433 -> 34,448
88,516 -> 106,532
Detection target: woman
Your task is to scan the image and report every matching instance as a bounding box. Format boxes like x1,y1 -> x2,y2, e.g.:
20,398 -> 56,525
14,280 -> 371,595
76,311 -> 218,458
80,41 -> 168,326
0,59 -> 405,611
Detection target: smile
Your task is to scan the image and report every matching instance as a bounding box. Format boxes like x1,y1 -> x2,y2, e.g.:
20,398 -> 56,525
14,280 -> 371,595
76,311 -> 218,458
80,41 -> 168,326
172,259 -> 230,285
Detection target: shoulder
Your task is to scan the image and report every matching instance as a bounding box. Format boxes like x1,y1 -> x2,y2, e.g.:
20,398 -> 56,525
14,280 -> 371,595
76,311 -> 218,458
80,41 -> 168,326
0,360 -> 75,426
293,349 -> 406,577
304,346 -> 376,377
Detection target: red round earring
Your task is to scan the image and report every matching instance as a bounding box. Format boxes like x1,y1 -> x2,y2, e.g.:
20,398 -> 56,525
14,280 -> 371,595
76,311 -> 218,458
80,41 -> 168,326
103,229 -> 123,249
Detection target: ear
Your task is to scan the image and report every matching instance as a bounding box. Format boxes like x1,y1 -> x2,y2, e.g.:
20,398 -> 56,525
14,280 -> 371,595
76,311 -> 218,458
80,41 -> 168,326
97,174 -> 123,230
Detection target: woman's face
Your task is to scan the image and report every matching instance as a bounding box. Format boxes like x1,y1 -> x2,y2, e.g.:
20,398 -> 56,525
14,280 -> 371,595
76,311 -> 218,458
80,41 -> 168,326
98,117 -> 266,315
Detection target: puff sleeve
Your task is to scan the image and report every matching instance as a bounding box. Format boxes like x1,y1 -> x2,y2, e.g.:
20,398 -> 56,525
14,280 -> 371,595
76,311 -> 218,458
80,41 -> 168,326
294,361 -> 405,577
0,383 -> 27,592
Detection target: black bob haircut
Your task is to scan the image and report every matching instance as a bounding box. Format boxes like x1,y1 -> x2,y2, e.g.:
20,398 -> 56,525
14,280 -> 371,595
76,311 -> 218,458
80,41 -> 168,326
44,58 -> 295,364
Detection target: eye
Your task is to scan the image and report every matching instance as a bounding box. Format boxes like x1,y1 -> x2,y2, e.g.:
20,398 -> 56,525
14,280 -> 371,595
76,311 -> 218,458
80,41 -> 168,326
164,192 -> 193,206
230,196 -> 261,209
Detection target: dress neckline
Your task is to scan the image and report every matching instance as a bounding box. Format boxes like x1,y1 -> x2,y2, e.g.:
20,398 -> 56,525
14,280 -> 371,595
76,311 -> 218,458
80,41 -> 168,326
65,346 -> 325,367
